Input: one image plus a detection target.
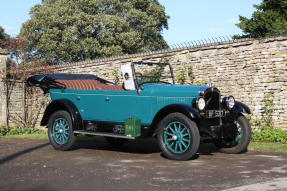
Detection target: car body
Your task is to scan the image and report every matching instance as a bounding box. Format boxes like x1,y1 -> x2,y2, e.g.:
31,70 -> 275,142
27,62 -> 252,160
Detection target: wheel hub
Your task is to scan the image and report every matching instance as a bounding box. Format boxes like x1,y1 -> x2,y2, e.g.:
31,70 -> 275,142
171,135 -> 178,141
52,118 -> 70,145
58,129 -> 63,133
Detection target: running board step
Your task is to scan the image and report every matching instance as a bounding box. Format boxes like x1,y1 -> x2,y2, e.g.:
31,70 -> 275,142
73,130 -> 136,139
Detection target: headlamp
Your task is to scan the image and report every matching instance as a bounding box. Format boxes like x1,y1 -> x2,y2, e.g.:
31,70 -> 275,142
197,97 -> 206,111
226,96 -> 235,109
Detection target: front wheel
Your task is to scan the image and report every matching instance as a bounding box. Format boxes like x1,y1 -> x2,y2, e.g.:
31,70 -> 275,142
214,115 -> 252,154
48,110 -> 76,151
157,113 -> 200,160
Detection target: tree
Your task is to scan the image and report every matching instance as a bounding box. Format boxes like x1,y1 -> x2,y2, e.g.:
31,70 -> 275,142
236,0 -> 287,38
0,26 -> 11,49
20,0 -> 169,64
0,26 -> 49,79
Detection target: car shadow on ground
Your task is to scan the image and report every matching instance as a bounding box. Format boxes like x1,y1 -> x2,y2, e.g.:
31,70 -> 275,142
74,137 -> 160,154
0,143 -> 50,165
0,138 -> 221,165
74,136 -> 220,156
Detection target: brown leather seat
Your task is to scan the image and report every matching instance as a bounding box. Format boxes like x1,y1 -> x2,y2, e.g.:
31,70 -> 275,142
56,80 -> 124,91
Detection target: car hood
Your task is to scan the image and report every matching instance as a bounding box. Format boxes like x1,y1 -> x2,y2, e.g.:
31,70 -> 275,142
141,84 -> 209,97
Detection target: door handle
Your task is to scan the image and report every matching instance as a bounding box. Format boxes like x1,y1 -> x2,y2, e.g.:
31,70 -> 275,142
105,97 -> 110,101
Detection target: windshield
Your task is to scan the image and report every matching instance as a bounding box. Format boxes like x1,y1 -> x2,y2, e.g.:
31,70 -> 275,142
133,62 -> 175,85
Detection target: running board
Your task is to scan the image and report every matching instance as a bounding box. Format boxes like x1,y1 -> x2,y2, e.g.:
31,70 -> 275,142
73,130 -> 136,139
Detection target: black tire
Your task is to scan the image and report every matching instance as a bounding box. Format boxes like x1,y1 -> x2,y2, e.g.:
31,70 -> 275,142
214,115 -> 252,154
105,137 -> 128,146
157,113 -> 200,160
48,110 -> 76,151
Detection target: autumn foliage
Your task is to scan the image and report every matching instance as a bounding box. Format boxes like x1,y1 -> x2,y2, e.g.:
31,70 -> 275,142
1,29 -> 53,80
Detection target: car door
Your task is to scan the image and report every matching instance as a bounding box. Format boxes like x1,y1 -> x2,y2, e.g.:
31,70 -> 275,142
101,90 -> 154,124
76,89 -> 154,125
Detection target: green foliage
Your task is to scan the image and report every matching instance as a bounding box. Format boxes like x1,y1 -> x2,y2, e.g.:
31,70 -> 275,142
140,64 -> 165,83
175,66 -> 206,85
187,67 -> 195,84
112,69 -> 120,84
0,26 -> 11,48
0,26 -> 10,41
194,80 -> 207,86
236,0 -> 287,38
252,127 -> 287,144
247,92 -> 287,144
175,66 -> 208,85
249,117 -> 263,127
0,125 -> 9,136
151,64 -> 165,82
262,93 -> 275,128
249,141 -> 287,153
246,93 -> 275,128
176,67 -> 186,84
20,0 -> 169,64
0,125 -> 46,136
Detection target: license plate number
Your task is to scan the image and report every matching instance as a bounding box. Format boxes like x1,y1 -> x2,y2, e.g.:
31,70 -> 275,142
206,110 -> 225,118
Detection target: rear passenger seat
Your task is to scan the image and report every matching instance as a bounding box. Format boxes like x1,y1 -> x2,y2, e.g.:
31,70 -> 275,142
56,80 -> 125,91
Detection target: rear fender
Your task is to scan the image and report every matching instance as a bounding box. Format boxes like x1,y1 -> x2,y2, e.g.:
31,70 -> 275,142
41,99 -> 83,130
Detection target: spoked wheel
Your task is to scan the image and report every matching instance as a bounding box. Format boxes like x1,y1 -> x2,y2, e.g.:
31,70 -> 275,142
105,137 -> 128,146
214,115 -> 251,154
48,110 -> 76,150
157,113 -> 200,160
164,122 -> 191,154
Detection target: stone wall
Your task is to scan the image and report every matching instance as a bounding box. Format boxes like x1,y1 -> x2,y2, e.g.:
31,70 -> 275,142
0,51 -> 8,125
7,81 -> 26,125
1,35 -> 287,129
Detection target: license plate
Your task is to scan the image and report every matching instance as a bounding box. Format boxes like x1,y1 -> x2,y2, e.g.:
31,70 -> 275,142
206,110 -> 225,118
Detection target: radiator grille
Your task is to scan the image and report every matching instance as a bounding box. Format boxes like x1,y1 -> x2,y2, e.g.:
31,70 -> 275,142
203,88 -> 221,126
204,88 -> 220,110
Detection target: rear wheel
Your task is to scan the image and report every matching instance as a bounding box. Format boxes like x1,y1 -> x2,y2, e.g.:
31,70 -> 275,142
214,115 -> 251,154
48,110 -> 76,151
105,137 -> 128,146
157,113 -> 200,160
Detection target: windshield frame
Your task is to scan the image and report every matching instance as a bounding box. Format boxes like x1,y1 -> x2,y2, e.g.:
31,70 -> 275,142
131,62 -> 175,90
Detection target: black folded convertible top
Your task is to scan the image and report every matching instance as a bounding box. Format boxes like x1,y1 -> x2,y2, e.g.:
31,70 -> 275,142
26,73 -> 112,93
28,73 -> 99,82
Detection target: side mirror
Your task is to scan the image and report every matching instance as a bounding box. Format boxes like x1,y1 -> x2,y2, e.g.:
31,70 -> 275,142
124,73 -> 129,80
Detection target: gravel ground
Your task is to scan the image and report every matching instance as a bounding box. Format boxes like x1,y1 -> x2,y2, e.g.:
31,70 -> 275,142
0,138 -> 286,191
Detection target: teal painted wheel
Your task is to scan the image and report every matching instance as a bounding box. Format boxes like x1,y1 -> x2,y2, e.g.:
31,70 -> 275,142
157,113 -> 200,161
214,115 -> 251,154
52,118 -> 70,145
164,122 -> 191,154
48,110 -> 76,151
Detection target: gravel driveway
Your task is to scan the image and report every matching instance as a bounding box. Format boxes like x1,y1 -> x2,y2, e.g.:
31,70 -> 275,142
0,138 -> 286,191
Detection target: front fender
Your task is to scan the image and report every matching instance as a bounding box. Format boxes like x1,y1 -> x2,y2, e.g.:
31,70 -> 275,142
232,101 -> 251,115
41,99 -> 83,130
151,104 -> 200,130
159,104 -> 200,119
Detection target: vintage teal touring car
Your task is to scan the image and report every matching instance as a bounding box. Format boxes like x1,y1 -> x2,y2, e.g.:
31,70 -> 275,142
27,62 -> 252,160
